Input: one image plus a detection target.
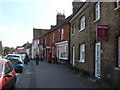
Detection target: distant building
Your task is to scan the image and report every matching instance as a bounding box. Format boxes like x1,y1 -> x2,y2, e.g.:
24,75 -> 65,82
32,28 -> 49,59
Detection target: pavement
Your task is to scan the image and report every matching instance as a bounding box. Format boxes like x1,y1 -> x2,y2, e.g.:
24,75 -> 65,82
48,61 -> 111,88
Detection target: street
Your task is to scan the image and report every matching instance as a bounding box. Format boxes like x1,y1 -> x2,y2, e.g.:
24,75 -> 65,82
15,60 -> 109,88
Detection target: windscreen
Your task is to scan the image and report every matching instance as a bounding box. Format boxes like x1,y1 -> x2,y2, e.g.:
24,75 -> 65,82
6,55 -> 20,61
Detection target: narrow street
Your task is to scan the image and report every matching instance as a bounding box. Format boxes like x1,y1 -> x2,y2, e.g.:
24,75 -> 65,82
15,60 -> 109,88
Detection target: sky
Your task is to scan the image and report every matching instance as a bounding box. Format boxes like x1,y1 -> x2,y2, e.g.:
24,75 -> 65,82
0,0 -> 85,48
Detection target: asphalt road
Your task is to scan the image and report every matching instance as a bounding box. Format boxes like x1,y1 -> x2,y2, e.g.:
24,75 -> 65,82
15,60 -> 109,89
15,60 -> 85,88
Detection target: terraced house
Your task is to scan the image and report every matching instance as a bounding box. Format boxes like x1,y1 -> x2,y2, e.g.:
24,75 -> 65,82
70,1 -> 120,88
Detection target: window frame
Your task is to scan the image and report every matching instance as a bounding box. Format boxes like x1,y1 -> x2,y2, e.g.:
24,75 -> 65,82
117,0 -> 120,7
79,44 -> 85,63
95,2 -> 100,21
52,32 -> 55,42
71,23 -> 76,36
61,28 -> 64,40
79,15 -> 86,31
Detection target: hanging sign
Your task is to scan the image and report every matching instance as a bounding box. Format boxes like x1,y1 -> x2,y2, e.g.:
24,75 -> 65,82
97,25 -> 108,42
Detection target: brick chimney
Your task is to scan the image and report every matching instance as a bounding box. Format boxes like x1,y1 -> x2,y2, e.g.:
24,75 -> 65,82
72,0 -> 84,14
56,13 -> 65,25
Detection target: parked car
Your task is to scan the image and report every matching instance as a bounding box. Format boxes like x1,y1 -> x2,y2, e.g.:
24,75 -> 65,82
19,54 -> 30,64
19,54 -> 26,61
5,54 -> 24,73
0,58 -> 17,89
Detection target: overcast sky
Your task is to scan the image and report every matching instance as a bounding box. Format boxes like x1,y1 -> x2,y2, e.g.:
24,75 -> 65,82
0,0 -> 86,48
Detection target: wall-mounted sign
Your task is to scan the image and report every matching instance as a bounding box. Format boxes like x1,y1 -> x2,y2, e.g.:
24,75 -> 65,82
96,25 -> 108,42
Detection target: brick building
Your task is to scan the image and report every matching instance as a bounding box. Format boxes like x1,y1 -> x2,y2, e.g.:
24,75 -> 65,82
70,1 -> 120,87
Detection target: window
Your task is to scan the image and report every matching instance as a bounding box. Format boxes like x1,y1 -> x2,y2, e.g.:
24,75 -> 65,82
80,16 -> 85,31
52,33 -> 55,42
59,44 -> 68,59
95,2 -> 100,21
72,24 -> 75,35
117,0 -> 120,7
61,29 -> 64,40
5,62 -> 12,74
79,44 -> 85,63
52,47 -> 54,58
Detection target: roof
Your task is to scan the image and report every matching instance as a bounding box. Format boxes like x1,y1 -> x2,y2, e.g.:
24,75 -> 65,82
33,28 -> 49,40
43,14 -> 73,37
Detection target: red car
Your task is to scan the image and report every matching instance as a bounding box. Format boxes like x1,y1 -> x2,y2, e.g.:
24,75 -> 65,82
0,58 -> 17,89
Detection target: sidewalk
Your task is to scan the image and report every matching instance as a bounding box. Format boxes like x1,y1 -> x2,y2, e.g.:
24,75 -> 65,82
57,63 -> 111,88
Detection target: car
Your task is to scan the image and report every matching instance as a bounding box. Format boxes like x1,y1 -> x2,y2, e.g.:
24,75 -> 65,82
19,54 -> 30,64
5,54 -> 24,73
18,54 -> 26,61
0,58 -> 17,89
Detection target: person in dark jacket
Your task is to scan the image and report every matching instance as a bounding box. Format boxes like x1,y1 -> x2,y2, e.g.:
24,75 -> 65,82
24,54 -> 29,65
35,53 -> 40,65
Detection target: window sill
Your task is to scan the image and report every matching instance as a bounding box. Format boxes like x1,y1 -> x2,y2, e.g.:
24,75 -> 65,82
115,67 -> 120,70
79,28 -> 85,32
114,6 -> 120,11
72,34 -> 75,37
94,18 -> 100,23
78,60 -> 85,63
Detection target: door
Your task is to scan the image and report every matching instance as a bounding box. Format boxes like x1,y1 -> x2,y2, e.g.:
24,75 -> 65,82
95,43 -> 101,78
72,46 -> 75,66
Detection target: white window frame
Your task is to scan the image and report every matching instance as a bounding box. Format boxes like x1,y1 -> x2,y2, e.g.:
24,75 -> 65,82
79,44 -> 85,63
117,0 -> 120,7
52,47 -> 54,58
61,29 -> 64,40
52,32 -> 55,42
95,2 -> 100,21
72,24 -> 75,36
79,16 -> 85,31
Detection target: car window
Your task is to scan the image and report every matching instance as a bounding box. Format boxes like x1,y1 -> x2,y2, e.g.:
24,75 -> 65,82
4,62 -> 12,74
0,64 -> 3,77
8,62 -> 13,71
7,55 -> 20,60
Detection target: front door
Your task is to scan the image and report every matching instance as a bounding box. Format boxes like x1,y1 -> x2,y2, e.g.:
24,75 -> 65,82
95,43 -> 101,79
72,46 -> 75,66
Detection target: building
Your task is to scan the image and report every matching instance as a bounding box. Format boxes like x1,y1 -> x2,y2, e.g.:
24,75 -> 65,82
70,1 -> 120,88
32,28 -> 49,59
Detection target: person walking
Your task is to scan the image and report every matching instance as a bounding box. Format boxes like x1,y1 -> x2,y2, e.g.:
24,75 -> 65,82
24,54 -> 29,65
35,53 -> 40,65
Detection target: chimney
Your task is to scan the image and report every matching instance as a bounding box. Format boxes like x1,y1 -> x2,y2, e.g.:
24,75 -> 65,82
72,0 -> 84,14
56,13 -> 65,25
51,25 -> 55,29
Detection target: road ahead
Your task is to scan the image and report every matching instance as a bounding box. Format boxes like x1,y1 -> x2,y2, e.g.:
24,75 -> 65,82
15,60 -> 108,88
15,60 -> 84,88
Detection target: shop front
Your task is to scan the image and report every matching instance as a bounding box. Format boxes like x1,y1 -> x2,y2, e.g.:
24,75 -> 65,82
56,41 -> 68,64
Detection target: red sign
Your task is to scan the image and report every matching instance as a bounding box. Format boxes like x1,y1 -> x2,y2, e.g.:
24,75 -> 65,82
97,25 -> 108,42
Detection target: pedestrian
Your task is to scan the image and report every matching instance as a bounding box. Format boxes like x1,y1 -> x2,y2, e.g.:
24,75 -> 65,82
24,54 -> 29,65
35,53 -> 40,65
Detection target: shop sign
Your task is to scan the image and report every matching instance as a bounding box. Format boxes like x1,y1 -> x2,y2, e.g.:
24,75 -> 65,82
96,25 -> 108,42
